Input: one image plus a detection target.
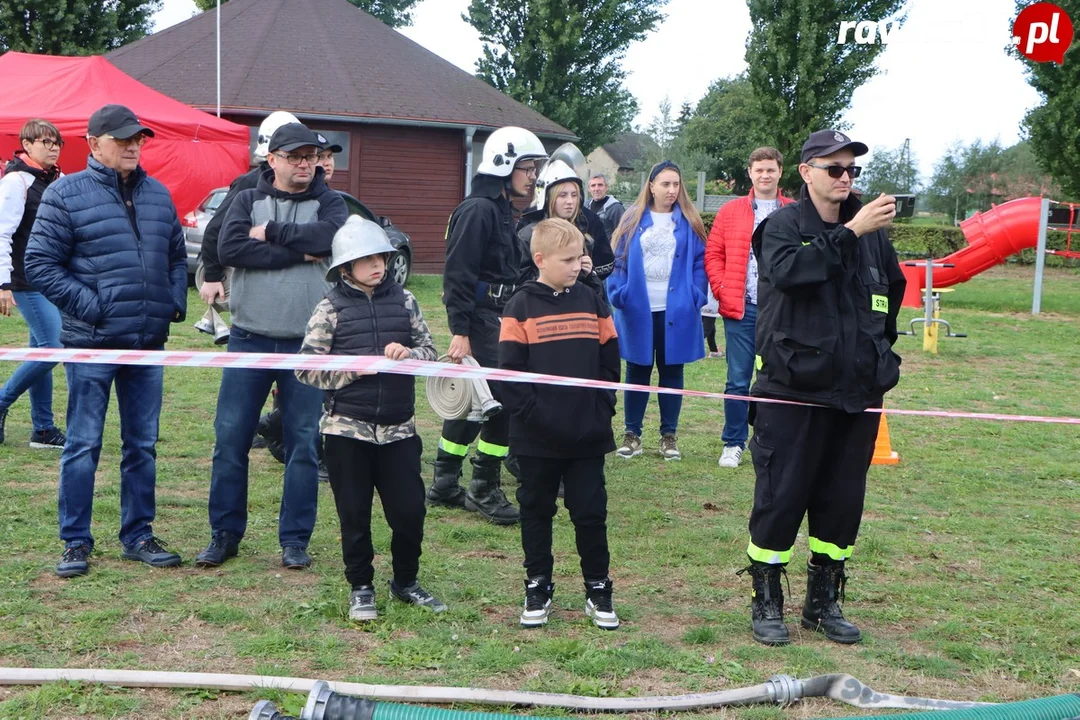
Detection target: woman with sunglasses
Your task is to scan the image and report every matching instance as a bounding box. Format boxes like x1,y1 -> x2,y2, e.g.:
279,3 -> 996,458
606,160 -> 708,461
0,119 -> 67,448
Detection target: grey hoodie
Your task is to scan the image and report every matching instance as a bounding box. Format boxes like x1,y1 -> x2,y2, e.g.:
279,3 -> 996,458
218,167 -> 348,338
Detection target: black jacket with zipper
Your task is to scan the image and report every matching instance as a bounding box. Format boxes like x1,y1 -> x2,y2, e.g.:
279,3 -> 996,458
443,173 -> 521,335
750,185 -> 907,413
499,281 -> 620,458
324,278 -> 415,425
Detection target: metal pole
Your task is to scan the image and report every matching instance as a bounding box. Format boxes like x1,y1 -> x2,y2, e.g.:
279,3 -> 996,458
216,0 -> 221,117
696,171 -> 706,211
1032,196 -> 1050,314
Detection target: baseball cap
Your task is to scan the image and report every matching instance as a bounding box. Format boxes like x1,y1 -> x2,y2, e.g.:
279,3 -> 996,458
268,123 -> 322,153
87,104 -> 155,140
315,132 -> 343,154
800,130 -> 868,164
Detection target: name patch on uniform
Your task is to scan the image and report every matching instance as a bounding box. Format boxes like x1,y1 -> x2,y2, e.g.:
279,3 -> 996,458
872,294 -> 888,313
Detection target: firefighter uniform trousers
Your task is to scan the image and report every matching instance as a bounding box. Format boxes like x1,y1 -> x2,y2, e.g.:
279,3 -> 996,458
438,308 -> 509,462
747,401 -> 882,564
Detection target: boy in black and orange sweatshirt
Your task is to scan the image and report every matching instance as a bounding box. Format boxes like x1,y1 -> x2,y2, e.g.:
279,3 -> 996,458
499,218 -> 622,630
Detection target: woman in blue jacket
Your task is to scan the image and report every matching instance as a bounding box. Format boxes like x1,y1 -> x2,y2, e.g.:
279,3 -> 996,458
606,161 -> 708,461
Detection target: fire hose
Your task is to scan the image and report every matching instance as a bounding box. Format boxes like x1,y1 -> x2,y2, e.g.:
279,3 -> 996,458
425,355 -> 502,421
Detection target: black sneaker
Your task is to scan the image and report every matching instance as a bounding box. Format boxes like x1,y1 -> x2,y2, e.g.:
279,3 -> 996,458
56,543 -> 91,578
0,406 -> 8,444
195,531 -> 240,568
520,576 -> 554,628
349,585 -> 377,621
389,579 -> 448,612
584,578 -> 620,630
122,536 -> 182,567
29,427 -> 66,449
282,545 -> 312,569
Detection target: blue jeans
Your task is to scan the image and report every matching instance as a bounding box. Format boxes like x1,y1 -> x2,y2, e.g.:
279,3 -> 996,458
624,310 -> 685,437
721,302 -> 757,449
59,360 -> 164,549
0,291 -> 62,432
207,326 -> 322,548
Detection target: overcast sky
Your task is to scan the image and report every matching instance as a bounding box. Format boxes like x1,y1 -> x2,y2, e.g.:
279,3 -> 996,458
153,0 -> 1041,179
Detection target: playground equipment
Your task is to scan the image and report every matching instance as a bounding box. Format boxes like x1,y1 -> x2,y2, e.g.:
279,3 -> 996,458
898,259 -> 968,354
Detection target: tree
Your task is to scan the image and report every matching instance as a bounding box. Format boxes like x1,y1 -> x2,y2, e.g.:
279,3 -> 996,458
192,0 -> 420,26
646,96 -> 676,156
465,0 -> 668,153
861,142 -> 920,196
675,101 -> 693,134
745,0 -> 909,190
684,74 -> 767,195
0,0 -> 160,54
1011,0 -> 1080,199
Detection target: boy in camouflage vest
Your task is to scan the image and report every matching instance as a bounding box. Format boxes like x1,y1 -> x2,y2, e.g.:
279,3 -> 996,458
296,216 -> 444,621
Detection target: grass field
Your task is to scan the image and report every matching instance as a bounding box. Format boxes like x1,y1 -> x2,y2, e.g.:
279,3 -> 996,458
0,265 -> 1078,719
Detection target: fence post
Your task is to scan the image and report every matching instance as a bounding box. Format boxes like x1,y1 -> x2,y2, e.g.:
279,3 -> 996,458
1031,197 -> 1050,315
640,171 -> 647,193
696,171 -> 706,211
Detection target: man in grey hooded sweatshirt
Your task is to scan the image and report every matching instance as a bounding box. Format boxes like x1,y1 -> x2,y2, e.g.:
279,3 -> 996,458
195,122 -> 347,571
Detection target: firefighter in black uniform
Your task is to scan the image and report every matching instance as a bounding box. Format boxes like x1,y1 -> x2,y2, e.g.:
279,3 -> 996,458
741,130 -> 906,647
426,126 -> 549,525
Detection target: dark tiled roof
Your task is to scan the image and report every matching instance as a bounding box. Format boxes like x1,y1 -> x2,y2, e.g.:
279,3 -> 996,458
107,0 -> 573,138
601,132 -> 660,169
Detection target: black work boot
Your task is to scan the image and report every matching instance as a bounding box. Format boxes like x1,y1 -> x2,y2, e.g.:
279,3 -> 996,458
427,449 -> 467,508
464,454 -> 519,525
801,560 -> 861,644
739,561 -> 790,646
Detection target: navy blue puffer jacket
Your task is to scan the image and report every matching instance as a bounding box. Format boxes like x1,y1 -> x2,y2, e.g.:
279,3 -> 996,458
24,156 -> 187,349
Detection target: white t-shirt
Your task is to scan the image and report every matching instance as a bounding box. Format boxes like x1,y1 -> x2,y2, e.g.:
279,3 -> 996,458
641,211 -> 677,311
745,198 -> 780,305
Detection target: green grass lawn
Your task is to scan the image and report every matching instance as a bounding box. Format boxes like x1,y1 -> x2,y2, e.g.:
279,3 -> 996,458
0,265 -> 1078,719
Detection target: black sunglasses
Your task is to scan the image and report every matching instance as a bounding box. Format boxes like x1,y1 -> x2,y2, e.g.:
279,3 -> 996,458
807,162 -> 861,179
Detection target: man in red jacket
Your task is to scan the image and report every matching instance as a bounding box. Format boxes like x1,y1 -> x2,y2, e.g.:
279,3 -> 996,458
704,148 -> 792,469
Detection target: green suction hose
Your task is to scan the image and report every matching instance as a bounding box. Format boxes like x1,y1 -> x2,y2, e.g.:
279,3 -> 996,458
813,694 -> 1080,720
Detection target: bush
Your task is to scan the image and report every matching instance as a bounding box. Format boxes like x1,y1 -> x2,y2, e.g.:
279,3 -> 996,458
701,212 -> 715,233
885,224 -> 967,259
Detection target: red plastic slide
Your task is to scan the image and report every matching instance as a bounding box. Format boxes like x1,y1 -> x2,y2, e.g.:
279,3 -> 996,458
900,196 -> 1043,307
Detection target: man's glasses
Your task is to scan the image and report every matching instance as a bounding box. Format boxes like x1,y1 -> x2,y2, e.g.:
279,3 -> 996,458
807,162 -> 861,179
273,152 -> 319,166
514,164 -> 539,177
33,138 -> 64,150
102,134 -> 148,148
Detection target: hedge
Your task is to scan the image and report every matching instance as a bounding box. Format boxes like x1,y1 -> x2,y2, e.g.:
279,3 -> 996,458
698,212 -> 1075,266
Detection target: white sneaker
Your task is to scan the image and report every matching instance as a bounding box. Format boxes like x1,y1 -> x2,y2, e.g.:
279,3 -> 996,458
520,577 -> 554,628
718,445 -> 743,468
348,586 -> 377,621
584,579 -> 619,630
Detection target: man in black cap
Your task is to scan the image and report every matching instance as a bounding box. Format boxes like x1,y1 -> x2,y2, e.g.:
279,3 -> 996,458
194,122 -> 347,571
25,104 -> 188,577
737,129 -> 906,647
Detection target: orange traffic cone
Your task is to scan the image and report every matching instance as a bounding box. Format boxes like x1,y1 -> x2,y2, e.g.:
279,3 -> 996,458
871,413 -> 899,465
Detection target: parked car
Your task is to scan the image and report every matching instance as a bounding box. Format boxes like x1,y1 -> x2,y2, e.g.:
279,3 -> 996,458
182,188 -> 412,287
181,187 -> 228,279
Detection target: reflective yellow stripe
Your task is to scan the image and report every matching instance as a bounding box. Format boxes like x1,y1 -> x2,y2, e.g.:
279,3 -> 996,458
872,294 -> 888,313
801,241 -> 810,246
746,541 -> 792,564
476,439 -> 509,458
755,354 -> 763,371
439,438 -> 469,457
808,537 -> 853,561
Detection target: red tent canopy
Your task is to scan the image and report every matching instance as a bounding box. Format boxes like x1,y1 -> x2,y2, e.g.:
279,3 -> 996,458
0,52 -> 249,216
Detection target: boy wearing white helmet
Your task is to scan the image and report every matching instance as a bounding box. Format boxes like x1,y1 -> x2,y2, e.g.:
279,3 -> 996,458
428,126 -> 548,525
296,216 -> 443,621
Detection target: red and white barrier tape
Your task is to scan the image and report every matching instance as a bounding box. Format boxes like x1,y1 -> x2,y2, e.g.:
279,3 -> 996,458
1,347 -> 1078,426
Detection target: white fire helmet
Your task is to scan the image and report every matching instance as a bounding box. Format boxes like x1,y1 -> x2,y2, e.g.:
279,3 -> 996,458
254,111 -> 300,161
477,126 -> 547,178
326,216 -> 396,282
531,159 -> 583,211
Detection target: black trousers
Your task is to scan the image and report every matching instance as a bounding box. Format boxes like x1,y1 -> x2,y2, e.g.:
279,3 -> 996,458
747,402 -> 881,564
324,433 -> 426,588
702,315 -> 718,352
516,455 -> 610,581
440,308 -> 509,458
